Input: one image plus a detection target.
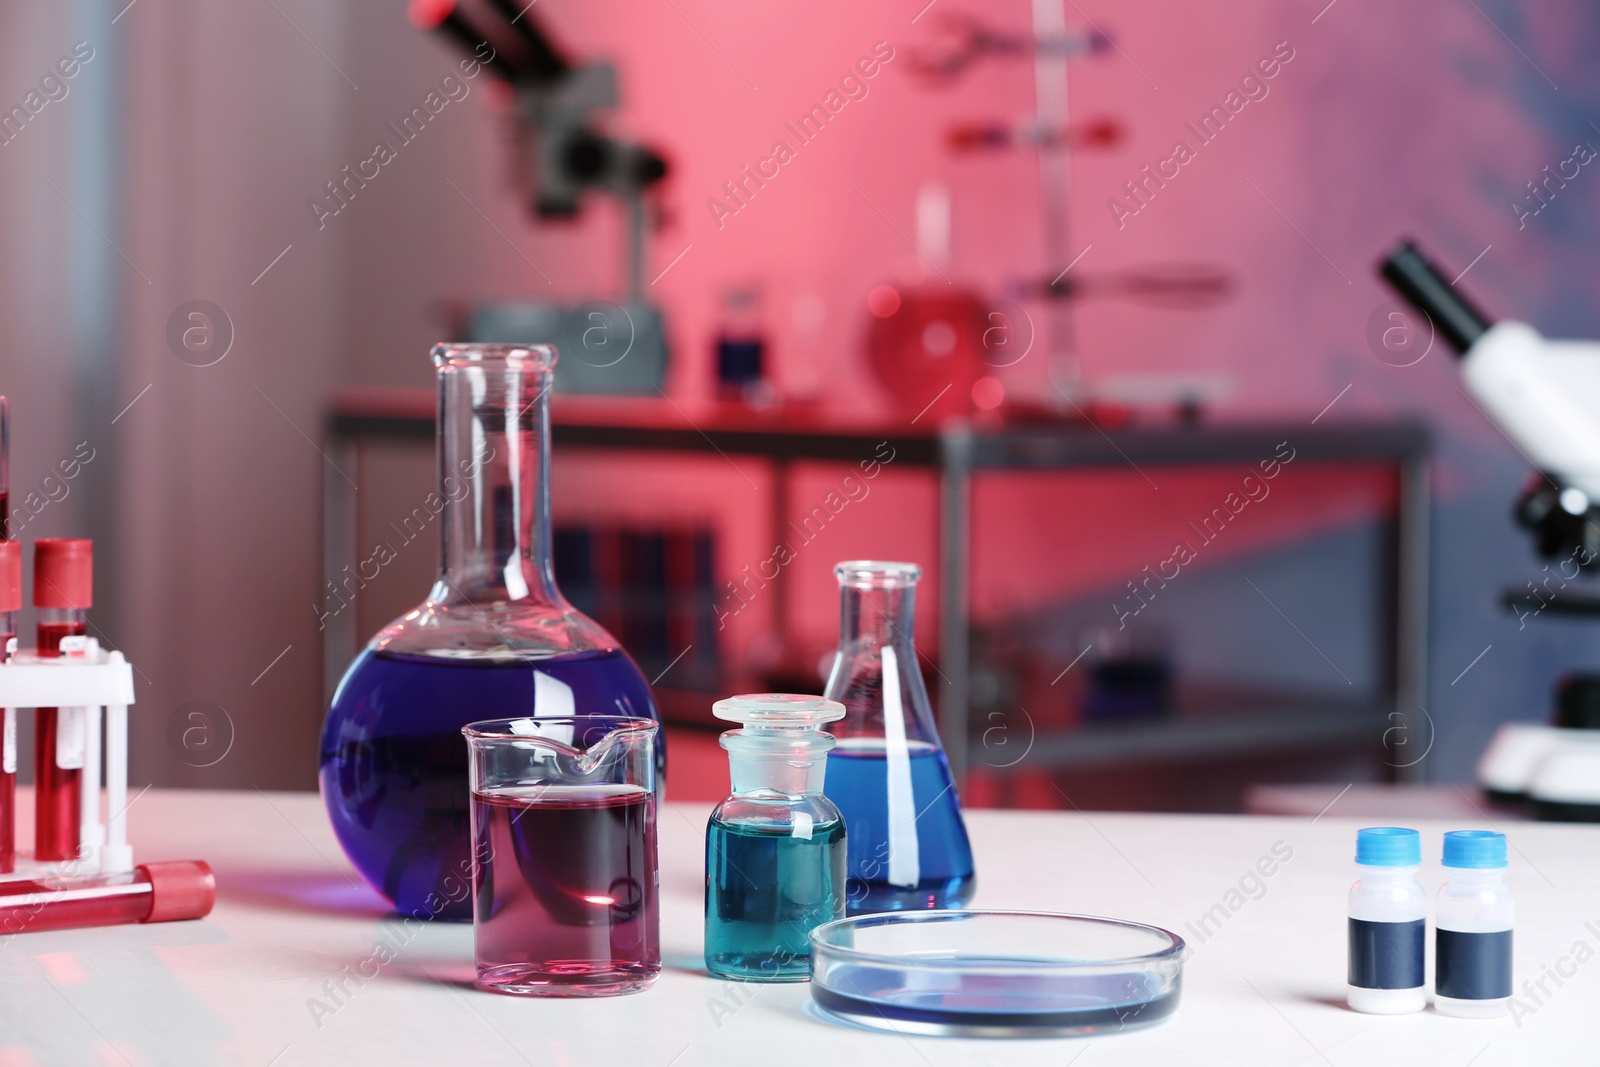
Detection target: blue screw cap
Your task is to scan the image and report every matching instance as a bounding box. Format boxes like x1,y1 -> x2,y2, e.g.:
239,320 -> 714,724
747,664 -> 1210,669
1356,827 -> 1421,867
1443,830 -> 1507,869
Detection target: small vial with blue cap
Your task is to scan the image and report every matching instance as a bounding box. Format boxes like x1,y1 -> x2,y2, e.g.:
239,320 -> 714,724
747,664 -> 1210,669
1435,830 -> 1513,1017
1348,827 -> 1426,1014
704,694 -> 848,981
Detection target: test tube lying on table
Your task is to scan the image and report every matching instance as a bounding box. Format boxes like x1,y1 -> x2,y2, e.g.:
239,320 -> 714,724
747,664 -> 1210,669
0,861 -> 214,935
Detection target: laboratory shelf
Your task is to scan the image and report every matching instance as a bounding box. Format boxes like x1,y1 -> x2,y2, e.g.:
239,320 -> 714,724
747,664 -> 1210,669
1017,703 -> 1388,770
324,389 -> 1429,794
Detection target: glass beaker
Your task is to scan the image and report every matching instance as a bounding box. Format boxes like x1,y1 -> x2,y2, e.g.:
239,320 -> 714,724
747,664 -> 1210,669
464,716 -> 659,997
319,344 -> 660,921
822,561 -> 976,913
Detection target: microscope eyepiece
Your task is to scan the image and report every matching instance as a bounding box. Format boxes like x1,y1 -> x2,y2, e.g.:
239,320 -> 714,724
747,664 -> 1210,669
1378,240 -> 1494,356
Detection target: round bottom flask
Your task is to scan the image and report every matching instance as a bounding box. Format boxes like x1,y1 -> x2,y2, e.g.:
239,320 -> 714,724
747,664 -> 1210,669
320,345 -> 659,920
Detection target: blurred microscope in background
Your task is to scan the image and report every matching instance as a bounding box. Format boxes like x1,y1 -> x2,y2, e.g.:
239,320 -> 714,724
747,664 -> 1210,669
411,0 -> 672,393
1381,241 -> 1600,821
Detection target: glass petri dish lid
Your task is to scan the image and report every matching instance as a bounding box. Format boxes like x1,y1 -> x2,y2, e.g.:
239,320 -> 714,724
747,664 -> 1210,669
809,910 -> 1185,1038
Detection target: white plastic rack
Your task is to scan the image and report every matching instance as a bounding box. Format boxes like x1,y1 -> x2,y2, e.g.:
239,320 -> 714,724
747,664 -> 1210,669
0,638 -> 137,877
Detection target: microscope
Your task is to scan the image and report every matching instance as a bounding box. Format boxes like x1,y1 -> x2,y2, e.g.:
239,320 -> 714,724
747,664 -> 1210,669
1381,242 -> 1600,820
411,0 -> 672,393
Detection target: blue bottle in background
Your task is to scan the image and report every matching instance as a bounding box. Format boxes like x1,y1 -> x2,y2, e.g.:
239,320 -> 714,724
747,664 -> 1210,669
822,561 -> 976,913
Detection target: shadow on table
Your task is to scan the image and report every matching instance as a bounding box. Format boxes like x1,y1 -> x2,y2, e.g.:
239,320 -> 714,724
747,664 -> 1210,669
662,951 -> 711,977
1292,992 -> 1352,1012
217,865 -> 394,919
379,956 -> 479,991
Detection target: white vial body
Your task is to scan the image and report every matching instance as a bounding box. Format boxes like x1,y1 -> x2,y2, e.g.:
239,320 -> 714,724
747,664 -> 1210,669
1435,869 -> 1513,1018
1348,865 -> 1427,1014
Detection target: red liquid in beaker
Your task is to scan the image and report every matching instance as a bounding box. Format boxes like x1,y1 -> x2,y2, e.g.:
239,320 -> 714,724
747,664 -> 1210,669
471,784 -> 659,996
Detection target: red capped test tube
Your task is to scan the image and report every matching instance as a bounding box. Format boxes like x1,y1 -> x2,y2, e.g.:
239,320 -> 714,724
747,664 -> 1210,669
0,540 -> 19,874
0,861 -> 215,935
33,538 -> 91,863
0,396 -> 9,539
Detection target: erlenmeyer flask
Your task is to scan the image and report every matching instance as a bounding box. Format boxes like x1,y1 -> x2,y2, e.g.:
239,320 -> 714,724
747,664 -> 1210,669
822,561 -> 975,913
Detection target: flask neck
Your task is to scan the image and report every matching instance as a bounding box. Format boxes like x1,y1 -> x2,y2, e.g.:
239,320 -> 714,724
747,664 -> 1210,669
838,583 -> 917,651
723,730 -> 834,795
828,577 -> 940,746
433,359 -> 560,608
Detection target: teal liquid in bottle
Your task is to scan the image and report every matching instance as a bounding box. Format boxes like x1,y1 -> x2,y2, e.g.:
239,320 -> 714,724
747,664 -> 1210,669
706,819 -> 846,979
704,694 -> 848,982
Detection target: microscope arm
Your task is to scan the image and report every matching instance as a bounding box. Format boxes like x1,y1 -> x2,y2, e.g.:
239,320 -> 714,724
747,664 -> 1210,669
1460,329 -> 1600,503
481,0 -> 569,83
1381,241 -> 1600,564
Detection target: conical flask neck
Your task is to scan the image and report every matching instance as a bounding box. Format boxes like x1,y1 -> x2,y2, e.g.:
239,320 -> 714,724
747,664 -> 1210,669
432,348 -> 561,608
828,578 -> 939,747
838,583 -> 917,651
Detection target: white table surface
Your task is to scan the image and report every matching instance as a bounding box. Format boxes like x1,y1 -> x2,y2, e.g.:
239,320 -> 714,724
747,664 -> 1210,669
0,787 -> 1595,1066
1245,783 -> 1532,821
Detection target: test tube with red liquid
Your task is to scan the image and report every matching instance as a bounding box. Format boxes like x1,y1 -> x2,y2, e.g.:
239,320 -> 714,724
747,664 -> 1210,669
33,538 -> 91,863
0,861 -> 215,935
0,540 -> 19,874
0,396 -> 9,538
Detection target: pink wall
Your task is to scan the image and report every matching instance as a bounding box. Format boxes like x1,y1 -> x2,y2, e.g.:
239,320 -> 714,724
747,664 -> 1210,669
323,0 -> 1600,785
4,0 -> 1594,788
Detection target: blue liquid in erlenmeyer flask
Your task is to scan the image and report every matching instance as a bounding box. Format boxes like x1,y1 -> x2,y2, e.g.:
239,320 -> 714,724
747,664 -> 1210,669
319,646 -> 657,920
823,739 -> 976,913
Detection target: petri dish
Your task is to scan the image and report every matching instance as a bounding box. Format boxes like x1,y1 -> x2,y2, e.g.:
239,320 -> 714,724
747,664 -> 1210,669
809,910 -> 1185,1038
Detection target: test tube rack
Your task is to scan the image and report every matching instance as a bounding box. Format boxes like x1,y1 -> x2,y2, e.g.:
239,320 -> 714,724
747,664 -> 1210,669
0,638 -> 137,878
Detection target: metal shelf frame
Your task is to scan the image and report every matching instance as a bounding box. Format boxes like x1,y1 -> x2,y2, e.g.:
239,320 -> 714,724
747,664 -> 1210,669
938,421 -> 1432,783
324,397 -> 1430,787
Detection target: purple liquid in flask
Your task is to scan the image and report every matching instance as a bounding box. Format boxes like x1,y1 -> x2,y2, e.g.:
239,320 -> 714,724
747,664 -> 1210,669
320,344 -> 661,920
